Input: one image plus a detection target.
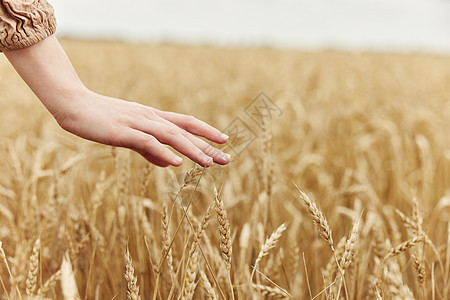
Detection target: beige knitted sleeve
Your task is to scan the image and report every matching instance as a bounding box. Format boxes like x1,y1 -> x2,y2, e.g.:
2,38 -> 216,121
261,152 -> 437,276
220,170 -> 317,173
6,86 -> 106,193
0,0 -> 56,51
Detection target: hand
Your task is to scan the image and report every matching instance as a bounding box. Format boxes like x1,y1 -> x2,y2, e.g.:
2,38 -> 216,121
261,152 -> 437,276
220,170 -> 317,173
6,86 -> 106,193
4,35 -> 230,167
54,89 -> 231,167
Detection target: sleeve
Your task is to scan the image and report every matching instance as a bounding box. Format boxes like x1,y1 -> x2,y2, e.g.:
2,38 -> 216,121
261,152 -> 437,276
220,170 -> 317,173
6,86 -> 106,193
0,0 -> 56,51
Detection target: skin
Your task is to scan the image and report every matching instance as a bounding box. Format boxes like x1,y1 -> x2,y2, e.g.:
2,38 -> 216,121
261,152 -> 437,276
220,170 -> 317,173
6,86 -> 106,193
4,35 -> 231,167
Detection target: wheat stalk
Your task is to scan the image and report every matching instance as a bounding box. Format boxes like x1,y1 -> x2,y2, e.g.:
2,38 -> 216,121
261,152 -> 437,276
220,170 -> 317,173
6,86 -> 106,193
252,223 -> 287,279
214,186 -> 232,270
296,187 -> 334,251
91,170 -> 106,221
411,198 -> 427,289
124,248 -> 141,300
384,235 -> 424,260
182,245 -> 199,300
395,209 -> 417,233
0,240 -> 21,299
139,163 -> 152,198
340,216 -> 361,272
161,203 -> 175,280
412,254 -> 426,285
26,238 -> 40,296
214,186 -> 235,300
295,186 -> 349,299
383,259 -> 414,299
323,237 -> 346,285
200,270 -> 218,300
196,204 -> 215,241
252,283 -> 289,299
37,270 -> 61,297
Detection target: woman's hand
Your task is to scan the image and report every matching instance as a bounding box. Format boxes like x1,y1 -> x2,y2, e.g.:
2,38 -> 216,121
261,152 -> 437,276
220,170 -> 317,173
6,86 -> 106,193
4,35 -> 230,167
54,90 -> 230,167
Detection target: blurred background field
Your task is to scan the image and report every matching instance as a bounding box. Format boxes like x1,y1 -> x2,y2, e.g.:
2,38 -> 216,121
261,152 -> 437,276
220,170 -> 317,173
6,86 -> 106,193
1,0 -> 450,299
1,39 -> 450,299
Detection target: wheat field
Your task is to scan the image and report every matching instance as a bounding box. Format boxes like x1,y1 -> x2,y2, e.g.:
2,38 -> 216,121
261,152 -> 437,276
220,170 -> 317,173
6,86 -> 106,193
0,39 -> 450,299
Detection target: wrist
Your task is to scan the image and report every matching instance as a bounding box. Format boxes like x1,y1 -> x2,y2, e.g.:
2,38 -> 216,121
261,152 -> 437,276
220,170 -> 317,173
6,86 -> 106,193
49,85 -> 92,130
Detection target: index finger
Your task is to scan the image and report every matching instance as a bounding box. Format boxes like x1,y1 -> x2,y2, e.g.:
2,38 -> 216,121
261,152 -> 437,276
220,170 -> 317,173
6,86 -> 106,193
154,110 -> 229,144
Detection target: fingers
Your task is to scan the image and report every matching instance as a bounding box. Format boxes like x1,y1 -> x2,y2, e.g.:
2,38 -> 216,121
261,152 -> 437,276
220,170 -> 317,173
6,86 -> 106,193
146,112 -> 231,165
134,120 -> 217,167
134,149 -> 172,167
120,129 -> 183,167
153,110 -> 229,144
187,134 -> 230,165
114,104 -> 231,167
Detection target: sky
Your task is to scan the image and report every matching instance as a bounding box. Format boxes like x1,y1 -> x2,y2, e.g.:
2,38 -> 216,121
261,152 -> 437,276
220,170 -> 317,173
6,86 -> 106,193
51,0 -> 450,53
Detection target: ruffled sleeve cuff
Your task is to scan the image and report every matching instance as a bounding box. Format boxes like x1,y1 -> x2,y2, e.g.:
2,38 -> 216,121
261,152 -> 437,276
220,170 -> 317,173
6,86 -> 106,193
0,0 -> 57,52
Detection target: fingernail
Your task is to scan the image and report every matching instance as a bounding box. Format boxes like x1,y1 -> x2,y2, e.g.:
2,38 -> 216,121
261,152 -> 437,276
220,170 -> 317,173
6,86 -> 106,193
220,133 -> 229,140
173,156 -> 183,165
223,153 -> 231,161
205,156 -> 213,166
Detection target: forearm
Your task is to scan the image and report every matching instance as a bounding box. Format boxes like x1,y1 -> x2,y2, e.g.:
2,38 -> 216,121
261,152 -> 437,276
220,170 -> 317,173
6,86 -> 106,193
3,34 -> 88,117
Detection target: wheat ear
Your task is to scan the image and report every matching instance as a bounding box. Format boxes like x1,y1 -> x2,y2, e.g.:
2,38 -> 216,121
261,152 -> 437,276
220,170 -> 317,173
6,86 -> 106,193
182,245 -> 199,300
214,186 -> 232,270
295,186 -> 349,299
252,223 -> 287,279
161,203 -> 175,280
296,187 -> 334,251
26,238 -> 40,296
412,254 -> 426,284
214,186 -> 235,300
384,235 -> 424,260
340,216 -> 361,272
252,283 -> 289,299
37,270 -> 61,297
196,204 -> 215,241
200,270 -> 218,300
124,248 -> 141,300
